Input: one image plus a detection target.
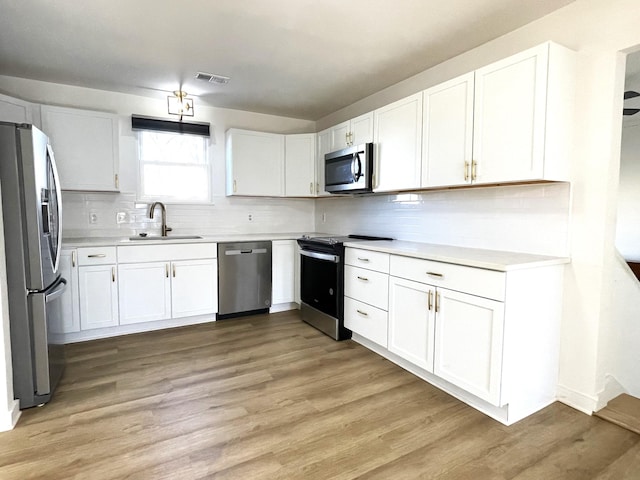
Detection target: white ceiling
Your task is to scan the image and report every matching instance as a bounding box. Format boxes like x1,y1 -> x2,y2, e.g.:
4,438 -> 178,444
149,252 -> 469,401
0,0 -> 575,120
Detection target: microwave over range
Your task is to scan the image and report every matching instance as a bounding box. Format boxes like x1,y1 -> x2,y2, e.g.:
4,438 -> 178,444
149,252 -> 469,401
325,142 -> 374,194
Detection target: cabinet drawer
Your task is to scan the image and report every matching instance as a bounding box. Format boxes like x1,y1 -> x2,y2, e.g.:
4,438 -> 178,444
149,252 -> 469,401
344,265 -> 389,310
390,255 -> 505,301
117,243 -> 217,263
345,248 -> 390,273
344,297 -> 388,348
77,247 -> 117,265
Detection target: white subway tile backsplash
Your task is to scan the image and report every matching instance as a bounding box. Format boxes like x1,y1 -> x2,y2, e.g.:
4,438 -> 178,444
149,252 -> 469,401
61,192 -> 315,238
62,183 -> 570,256
315,183 -> 571,256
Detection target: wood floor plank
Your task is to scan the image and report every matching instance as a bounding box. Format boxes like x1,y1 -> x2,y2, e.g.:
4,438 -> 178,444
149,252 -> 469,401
0,311 -> 637,479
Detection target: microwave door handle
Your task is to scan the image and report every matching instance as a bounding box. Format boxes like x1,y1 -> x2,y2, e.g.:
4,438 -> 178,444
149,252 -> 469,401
351,153 -> 362,182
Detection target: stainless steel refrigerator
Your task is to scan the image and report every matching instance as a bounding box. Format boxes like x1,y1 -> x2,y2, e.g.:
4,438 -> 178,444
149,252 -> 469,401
0,122 -> 66,408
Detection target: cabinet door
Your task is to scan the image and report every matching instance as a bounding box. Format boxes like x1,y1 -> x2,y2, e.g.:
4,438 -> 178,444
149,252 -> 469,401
388,276 -> 435,372
434,288 -> 505,405
55,249 -> 80,333
118,262 -> 171,325
285,134 -> 316,197
78,265 -> 119,330
329,120 -> 350,151
422,73 -> 474,187
171,259 -> 218,318
272,240 -> 296,305
472,44 -> 548,184
226,129 -> 284,196
41,105 -> 119,192
350,112 -> 374,145
374,92 -> 423,192
0,93 -> 33,124
316,129 -> 332,197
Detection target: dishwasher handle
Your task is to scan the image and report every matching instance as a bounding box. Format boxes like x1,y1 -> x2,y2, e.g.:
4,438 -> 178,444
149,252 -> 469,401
225,248 -> 268,256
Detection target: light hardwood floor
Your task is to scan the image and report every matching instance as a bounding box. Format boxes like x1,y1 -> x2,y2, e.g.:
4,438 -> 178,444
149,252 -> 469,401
0,311 -> 638,479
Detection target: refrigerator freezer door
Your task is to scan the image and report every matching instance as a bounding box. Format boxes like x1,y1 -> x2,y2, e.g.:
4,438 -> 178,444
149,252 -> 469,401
28,278 -> 67,400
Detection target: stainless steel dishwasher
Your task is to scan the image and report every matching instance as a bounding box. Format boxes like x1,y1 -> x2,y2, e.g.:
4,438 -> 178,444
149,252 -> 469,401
217,241 -> 272,319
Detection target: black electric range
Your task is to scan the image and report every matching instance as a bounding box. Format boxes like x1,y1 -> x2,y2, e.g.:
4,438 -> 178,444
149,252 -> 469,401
297,234 -> 392,340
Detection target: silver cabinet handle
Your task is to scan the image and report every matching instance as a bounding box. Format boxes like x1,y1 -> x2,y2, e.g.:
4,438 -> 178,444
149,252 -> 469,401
357,257 -> 370,262
172,264 -> 176,278
357,276 -> 369,281
310,182 -> 314,194
426,272 -> 443,278
165,263 -> 169,278
88,254 -> 106,258
356,309 -> 368,316
111,267 -> 115,282
72,250 -> 76,267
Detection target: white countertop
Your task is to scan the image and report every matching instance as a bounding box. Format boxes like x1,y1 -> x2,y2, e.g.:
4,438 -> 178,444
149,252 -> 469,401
63,232 -> 329,248
344,240 -> 570,271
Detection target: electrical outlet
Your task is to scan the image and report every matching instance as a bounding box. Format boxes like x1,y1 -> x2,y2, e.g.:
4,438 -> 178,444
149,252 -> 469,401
116,212 -> 127,224
322,212 -> 326,223
248,214 -> 253,221
89,212 -> 98,224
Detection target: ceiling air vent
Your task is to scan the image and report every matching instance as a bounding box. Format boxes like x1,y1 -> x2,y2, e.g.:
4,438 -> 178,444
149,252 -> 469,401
195,72 -> 230,85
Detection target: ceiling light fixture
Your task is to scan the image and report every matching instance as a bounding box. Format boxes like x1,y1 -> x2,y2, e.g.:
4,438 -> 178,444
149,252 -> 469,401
195,72 -> 230,85
167,90 -> 194,119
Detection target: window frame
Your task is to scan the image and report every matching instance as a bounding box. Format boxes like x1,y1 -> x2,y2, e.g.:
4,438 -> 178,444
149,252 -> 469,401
136,129 -> 213,205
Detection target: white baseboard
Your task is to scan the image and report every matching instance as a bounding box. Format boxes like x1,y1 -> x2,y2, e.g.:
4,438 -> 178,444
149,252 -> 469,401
0,399 -> 21,432
556,384 -> 598,414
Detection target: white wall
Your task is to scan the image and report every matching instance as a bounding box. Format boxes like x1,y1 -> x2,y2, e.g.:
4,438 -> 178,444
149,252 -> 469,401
0,190 -> 20,431
317,0 -> 640,413
317,183 -> 570,256
0,76 -> 317,239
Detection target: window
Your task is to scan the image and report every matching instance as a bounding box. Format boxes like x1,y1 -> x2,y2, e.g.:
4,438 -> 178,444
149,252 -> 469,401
138,130 -> 210,203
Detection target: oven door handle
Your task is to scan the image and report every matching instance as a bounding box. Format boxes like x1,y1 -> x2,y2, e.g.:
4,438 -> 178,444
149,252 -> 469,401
300,249 -> 340,263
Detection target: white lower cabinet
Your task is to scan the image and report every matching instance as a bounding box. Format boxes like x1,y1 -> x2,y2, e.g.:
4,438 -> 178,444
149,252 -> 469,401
272,240 -> 296,305
346,245 -> 565,425
77,247 -> 119,330
118,262 -> 172,325
117,244 -> 218,325
79,264 -> 119,330
433,287 -> 505,406
388,276 -> 435,373
344,297 -> 388,348
171,259 -> 218,317
344,248 -> 390,348
56,248 -> 80,334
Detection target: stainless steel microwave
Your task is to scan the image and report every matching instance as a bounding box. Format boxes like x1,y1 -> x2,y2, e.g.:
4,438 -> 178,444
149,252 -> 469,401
324,143 -> 374,194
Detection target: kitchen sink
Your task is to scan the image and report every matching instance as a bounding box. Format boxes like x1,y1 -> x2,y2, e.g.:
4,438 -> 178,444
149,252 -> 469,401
128,235 -> 203,241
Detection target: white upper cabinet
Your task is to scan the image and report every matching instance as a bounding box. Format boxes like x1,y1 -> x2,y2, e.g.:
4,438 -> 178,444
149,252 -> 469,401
328,111 -> 373,151
0,93 -> 34,124
41,105 -> 120,192
423,42 -> 574,188
422,73 -> 475,187
284,133 -> 316,197
374,92 -> 423,192
473,44 -> 550,184
316,128 -> 332,197
226,129 -> 284,197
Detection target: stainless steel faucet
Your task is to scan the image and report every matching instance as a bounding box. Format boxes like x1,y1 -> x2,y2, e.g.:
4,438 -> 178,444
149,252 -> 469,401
149,201 -> 172,237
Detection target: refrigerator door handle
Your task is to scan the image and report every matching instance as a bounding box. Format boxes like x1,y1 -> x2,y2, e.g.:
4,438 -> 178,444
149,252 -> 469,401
47,144 -> 63,274
45,278 -> 67,303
